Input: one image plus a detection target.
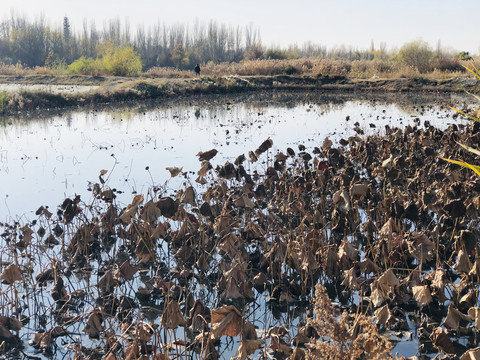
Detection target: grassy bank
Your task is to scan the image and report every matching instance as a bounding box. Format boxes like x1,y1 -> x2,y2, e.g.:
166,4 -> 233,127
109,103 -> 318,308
0,59 -> 479,115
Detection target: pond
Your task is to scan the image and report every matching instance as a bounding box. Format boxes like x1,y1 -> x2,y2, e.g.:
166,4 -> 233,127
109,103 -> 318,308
0,90 -> 473,359
0,91 -> 464,221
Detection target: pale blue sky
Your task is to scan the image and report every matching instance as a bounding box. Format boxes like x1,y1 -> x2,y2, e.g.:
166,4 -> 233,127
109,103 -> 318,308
2,0 -> 479,53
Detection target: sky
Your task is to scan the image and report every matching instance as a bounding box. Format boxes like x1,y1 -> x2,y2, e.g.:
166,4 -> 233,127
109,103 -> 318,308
1,0 -> 479,54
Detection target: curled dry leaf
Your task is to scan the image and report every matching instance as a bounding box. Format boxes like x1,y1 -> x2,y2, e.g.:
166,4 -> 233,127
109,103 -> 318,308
1,264 -> 22,284
430,326 -> 455,354
198,160 -> 212,177
197,149 -> 218,161
0,316 -> 22,333
443,303 -> 471,330
454,249 -> 472,274
350,183 -> 369,199
412,285 -> 433,307
232,321 -> 263,360
180,186 -> 196,206
119,194 -> 144,222
166,166 -> 182,177
116,260 -> 138,282
468,307 -> 480,328
83,309 -> 104,339
374,304 -> 391,327
255,138 -> 273,156
210,305 -> 243,340
161,300 -> 186,329
460,346 -> 480,360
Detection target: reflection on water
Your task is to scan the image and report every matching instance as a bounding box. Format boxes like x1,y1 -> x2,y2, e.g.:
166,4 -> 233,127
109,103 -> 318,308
0,91 -> 466,220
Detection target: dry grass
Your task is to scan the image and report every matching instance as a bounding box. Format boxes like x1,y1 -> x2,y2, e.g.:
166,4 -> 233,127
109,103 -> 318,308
2,58 -> 478,80
145,66 -> 195,78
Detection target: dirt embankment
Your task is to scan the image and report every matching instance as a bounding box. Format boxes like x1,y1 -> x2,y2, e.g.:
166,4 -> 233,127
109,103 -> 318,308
0,74 -> 478,115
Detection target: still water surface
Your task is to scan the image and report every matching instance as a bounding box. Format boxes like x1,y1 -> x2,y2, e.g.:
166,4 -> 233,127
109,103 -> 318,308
0,92 -> 464,221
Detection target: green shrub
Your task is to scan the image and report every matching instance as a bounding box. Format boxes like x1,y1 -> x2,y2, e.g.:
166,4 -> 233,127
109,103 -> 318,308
68,45 -> 142,76
103,47 -> 142,76
397,40 -> 433,73
67,56 -> 99,75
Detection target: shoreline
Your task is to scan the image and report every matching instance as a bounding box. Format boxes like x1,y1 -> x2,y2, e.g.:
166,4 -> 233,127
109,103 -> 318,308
0,74 -> 478,115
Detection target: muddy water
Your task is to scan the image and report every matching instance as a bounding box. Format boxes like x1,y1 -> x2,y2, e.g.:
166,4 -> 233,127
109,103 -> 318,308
0,92 -> 466,221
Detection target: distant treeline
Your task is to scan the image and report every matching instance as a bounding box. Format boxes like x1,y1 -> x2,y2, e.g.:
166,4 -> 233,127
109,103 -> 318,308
0,13 -> 475,75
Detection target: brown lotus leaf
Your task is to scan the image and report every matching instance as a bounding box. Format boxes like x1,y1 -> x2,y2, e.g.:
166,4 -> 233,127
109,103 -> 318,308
333,189 -> 351,212
31,331 -> 52,349
324,245 -> 339,277
151,221 -> 170,239
210,305 -> 243,340
0,315 -> 22,332
461,290 -> 478,308
180,186 -> 196,206
460,346 -> 480,360
196,253 -> 210,272
359,257 -> 380,275
443,199 -> 466,218
0,325 -> 14,340
17,225 -> 33,247
248,150 -> 258,163
233,339 -> 264,360
407,232 -> 435,263
188,299 -> 207,332
455,249 -> 473,274
35,205 -> 53,218
379,218 -> 400,241
341,268 -> 359,290
135,322 -> 157,342
1,264 -> 22,284
469,258 -> 480,277
140,200 -> 162,223
412,285 -> 433,307
195,175 -> 208,184
430,326 -> 455,354
197,149 -> 218,161
255,138 -> 273,156
381,154 -> 393,168
350,183 -> 369,199
35,268 -> 55,284
377,268 -> 401,292
166,166 -> 182,177
443,303 -> 471,330
322,137 -> 332,151
234,194 -> 255,209
98,270 -> 117,294
161,300 -> 186,329
253,272 -> 268,288
83,310 -> 104,339
275,152 -> 288,162
239,282 -> 255,300
221,277 -> 244,300
370,286 -> 385,307
198,160 -> 212,177
338,237 -> 359,262
225,265 -> 247,284
374,304 -> 391,327
119,194 -> 144,222
156,197 -> 178,218
269,333 -> 291,355
116,260 -> 138,281
429,268 -> 448,290
468,307 -> 480,329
